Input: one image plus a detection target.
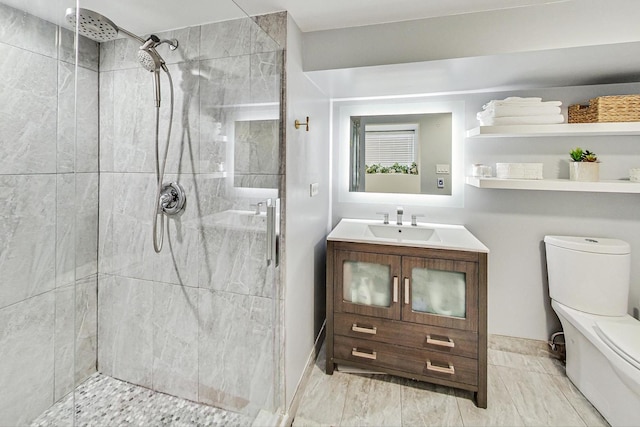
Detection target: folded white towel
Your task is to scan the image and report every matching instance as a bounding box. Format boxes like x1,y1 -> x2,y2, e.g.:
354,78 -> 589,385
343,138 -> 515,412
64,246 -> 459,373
483,98 -> 562,110
503,97 -> 543,103
478,105 -> 562,119
478,114 -> 565,126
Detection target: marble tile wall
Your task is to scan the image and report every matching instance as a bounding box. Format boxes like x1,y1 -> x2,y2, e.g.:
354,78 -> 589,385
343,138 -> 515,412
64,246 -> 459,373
97,13 -> 284,419
0,4 -> 283,424
0,2 -> 99,425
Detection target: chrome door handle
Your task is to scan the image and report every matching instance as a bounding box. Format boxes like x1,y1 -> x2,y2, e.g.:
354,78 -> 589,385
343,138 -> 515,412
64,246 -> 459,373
266,198 -> 280,266
266,199 -> 273,266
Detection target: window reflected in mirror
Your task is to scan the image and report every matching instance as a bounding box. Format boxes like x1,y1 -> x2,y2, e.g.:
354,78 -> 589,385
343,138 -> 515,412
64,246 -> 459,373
350,113 -> 452,195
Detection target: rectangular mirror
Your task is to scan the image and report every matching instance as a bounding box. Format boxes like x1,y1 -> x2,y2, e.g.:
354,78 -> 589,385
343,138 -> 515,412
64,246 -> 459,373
334,99 -> 465,208
234,119 -> 280,189
350,113 -> 452,195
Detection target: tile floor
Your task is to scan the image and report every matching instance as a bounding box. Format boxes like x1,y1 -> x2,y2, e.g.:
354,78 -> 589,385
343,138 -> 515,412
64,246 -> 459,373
292,343 -> 609,427
26,341 -> 611,427
30,373 -> 254,427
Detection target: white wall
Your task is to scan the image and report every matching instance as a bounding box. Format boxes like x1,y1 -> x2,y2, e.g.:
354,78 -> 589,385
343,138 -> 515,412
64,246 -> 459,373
284,14 -> 331,410
303,0 -> 640,71
330,82 -> 640,341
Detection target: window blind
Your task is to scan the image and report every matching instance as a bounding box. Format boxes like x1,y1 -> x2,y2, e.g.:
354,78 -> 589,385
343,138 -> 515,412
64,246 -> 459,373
365,130 -> 415,166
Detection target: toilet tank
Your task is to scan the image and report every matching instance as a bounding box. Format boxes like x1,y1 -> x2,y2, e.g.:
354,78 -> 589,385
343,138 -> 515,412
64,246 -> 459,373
544,235 -> 630,316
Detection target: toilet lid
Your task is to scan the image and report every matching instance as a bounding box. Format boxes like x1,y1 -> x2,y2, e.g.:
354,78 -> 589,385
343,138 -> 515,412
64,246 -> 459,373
594,319 -> 640,370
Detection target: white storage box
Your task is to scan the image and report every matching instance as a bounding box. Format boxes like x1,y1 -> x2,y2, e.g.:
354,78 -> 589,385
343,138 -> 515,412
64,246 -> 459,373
496,163 -> 543,179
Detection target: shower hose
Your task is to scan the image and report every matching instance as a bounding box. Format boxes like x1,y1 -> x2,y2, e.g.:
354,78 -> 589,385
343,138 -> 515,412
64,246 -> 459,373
152,67 -> 174,253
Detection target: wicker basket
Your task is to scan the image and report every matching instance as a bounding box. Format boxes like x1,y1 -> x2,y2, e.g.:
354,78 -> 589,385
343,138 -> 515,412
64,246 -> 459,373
568,94 -> 640,123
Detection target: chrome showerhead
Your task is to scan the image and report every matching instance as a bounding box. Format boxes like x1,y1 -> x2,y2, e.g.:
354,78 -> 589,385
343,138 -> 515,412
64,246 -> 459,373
65,7 -> 146,43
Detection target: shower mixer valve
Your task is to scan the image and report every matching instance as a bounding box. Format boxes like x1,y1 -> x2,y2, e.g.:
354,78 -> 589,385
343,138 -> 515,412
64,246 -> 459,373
158,182 -> 186,216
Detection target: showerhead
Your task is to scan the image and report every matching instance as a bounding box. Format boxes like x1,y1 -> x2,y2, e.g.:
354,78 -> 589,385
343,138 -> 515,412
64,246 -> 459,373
137,35 -> 178,72
137,41 -> 165,108
65,8 -> 119,42
65,8 -> 146,44
65,8 -> 178,108
137,48 -> 163,72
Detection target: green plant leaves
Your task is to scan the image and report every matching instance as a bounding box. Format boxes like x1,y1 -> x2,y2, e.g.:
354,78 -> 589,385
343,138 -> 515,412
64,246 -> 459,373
569,147 -> 597,162
365,162 -> 419,174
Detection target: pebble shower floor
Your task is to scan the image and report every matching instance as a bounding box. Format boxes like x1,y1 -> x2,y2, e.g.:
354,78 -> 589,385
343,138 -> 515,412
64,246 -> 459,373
30,373 -> 254,426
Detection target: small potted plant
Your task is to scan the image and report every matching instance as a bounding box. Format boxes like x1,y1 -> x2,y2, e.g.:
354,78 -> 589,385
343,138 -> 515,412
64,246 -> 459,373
569,147 -> 599,182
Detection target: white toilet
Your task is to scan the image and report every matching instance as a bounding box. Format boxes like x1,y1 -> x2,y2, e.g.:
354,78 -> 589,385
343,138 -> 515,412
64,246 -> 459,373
544,235 -> 640,427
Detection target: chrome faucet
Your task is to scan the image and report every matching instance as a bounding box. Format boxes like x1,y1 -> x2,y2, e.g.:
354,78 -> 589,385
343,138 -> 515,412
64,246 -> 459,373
251,202 -> 263,215
411,214 -> 425,226
396,206 -> 403,225
376,212 -> 389,224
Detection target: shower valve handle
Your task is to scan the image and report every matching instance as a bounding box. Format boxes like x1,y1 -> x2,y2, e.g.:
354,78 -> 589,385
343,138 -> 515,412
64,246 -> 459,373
158,182 -> 186,216
159,190 -> 175,209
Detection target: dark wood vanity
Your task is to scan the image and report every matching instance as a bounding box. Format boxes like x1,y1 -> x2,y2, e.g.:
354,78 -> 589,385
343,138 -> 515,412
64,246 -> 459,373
325,236 -> 488,408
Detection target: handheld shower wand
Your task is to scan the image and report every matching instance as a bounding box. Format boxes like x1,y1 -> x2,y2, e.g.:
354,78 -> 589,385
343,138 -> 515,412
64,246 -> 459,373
138,37 -> 164,108
65,8 -> 185,253
137,35 -> 179,108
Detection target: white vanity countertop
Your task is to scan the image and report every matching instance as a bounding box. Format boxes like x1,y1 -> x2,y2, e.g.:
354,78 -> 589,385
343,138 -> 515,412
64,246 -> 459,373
327,218 -> 489,253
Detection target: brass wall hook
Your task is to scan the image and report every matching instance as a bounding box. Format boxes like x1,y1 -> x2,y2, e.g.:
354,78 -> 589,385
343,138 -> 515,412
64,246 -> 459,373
295,116 -> 310,131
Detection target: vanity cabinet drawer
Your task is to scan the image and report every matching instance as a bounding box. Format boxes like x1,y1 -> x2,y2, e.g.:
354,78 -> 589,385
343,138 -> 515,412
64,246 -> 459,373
334,313 -> 478,359
334,335 -> 478,386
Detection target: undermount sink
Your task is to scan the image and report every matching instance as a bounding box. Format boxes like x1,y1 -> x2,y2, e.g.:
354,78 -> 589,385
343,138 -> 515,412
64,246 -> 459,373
367,224 -> 439,242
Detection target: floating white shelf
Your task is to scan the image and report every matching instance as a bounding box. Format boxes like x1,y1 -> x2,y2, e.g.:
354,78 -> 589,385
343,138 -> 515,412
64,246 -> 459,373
465,176 -> 640,193
466,122 -> 640,138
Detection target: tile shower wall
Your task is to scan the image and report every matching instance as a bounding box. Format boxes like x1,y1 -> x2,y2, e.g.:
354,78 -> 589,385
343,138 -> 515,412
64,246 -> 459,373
0,2 -> 99,425
97,15 -> 284,418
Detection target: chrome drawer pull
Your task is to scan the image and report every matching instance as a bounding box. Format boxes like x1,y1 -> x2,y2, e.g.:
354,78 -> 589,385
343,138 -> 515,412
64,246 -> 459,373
426,360 -> 455,375
404,278 -> 410,305
426,335 -> 455,348
352,348 -> 377,360
393,276 -> 398,303
352,324 -> 377,335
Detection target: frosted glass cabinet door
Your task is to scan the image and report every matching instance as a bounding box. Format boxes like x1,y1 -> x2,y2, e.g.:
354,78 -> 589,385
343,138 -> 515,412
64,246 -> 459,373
335,250 -> 401,319
402,257 -> 478,331
342,261 -> 391,306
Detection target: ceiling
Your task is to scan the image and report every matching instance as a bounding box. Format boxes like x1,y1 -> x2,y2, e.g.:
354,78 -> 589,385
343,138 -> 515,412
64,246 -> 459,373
235,0 -> 571,32
5,0 -> 635,97
306,41 -> 640,98
5,0 -> 570,35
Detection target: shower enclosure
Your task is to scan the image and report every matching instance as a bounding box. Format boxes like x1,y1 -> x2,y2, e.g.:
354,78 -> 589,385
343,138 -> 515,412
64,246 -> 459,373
0,0 -> 285,424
